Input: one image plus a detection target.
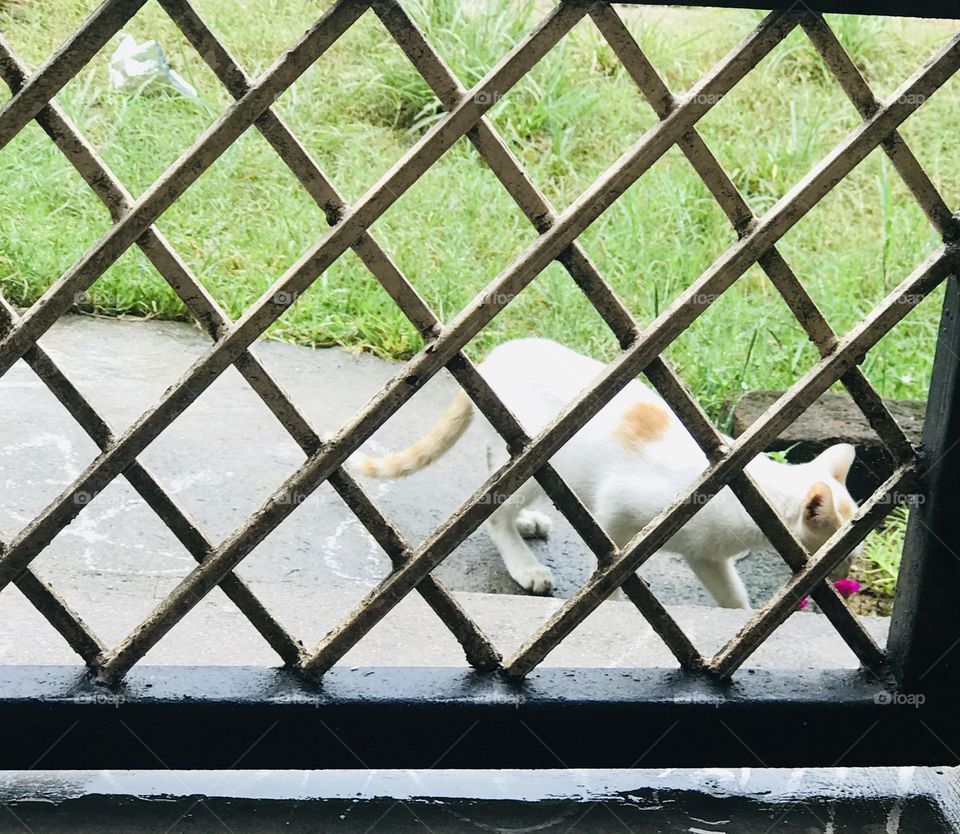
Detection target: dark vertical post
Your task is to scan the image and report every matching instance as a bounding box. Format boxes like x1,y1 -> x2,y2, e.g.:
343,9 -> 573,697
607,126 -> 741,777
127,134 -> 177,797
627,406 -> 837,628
888,270 -> 960,691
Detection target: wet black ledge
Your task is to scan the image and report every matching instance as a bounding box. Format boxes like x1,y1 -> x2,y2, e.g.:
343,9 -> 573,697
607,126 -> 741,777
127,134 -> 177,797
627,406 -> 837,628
0,666 -> 957,770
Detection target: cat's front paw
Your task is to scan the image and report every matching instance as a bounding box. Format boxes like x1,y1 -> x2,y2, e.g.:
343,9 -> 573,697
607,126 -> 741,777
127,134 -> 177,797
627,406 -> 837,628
516,510 -> 552,539
513,564 -> 555,595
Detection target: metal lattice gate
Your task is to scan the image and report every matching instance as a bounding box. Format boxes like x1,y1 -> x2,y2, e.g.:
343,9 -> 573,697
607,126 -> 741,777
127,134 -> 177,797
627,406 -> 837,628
0,0 -> 959,769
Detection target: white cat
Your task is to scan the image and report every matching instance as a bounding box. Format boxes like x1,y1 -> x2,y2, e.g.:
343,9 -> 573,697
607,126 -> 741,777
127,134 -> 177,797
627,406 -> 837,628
358,339 -> 860,608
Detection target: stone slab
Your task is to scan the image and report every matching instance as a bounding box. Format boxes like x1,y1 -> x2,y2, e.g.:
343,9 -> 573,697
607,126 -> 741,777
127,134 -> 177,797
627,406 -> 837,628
730,390 -> 925,502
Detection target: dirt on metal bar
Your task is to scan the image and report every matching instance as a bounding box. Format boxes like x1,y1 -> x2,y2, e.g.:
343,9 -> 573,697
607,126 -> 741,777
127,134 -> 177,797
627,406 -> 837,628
802,15 -> 959,241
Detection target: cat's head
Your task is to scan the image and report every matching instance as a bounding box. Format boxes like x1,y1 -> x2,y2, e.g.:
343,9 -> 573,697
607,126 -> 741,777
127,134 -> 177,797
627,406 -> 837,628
794,443 -> 860,579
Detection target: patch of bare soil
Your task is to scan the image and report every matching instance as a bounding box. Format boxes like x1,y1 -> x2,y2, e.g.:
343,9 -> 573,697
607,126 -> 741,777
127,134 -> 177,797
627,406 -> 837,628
847,556 -> 895,617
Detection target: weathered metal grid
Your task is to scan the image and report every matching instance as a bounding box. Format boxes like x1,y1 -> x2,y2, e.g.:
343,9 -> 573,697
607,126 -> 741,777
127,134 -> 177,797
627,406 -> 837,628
0,0 -> 956,686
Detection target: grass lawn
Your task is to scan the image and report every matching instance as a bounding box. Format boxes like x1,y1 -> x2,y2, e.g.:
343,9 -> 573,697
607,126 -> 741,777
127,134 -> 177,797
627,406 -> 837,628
1,0 -> 958,608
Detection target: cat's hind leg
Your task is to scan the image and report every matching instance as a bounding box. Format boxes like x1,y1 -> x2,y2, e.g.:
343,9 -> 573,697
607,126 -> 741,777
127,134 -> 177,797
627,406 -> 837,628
487,494 -> 554,594
515,509 -> 552,539
684,554 -> 750,609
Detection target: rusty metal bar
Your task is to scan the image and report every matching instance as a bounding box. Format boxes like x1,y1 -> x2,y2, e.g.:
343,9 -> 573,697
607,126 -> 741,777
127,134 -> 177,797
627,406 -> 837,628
304,18 -> 956,676
643,358 -> 887,674
0,0 -> 371,379
0,0 -> 584,382
0,0 -> 954,684
0,30 -> 500,673
8,568 -> 106,665
137,2 -> 702,666
0,2 -> 586,624
300,28 -> 958,676
0,304 -> 112,665
0,540 -> 105,667
590,4 -> 918,466
370,0 -> 702,668
801,15 -> 960,242
504,244 -> 955,676
586,5 -> 937,668
323,469 -> 501,671
107,9 -> 797,681
0,40 -> 311,667
375,0 -> 886,673
0,2 -> 600,681
373,0 -> 898,674
157,0 -> 442,338
372,0 -> 640,347
0,0 -> 147,151
164,0 -> 572,671
0,295 -> 303,666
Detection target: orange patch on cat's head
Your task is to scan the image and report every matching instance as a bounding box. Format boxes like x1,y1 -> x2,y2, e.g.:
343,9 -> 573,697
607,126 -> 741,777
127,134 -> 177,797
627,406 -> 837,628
616,401 -> 670,451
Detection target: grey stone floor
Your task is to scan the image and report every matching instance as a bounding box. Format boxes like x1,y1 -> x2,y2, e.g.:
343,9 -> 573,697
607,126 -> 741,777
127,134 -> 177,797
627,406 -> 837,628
0,318 -> 793,583
0,315 -> 859,662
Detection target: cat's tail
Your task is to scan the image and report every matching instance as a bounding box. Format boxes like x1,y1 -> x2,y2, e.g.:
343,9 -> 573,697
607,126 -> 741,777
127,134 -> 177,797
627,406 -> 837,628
357,392 -> 473,479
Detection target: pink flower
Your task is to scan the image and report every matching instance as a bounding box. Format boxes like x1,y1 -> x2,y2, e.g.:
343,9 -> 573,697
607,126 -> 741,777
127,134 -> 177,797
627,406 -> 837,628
797,579 -> 861,611
833,578 -> 862,598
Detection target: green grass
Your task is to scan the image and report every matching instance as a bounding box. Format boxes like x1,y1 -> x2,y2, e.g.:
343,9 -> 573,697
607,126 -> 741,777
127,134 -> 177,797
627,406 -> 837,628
861,504 -> 910,597
1,1 -> 957,601
851,504 -> 911,614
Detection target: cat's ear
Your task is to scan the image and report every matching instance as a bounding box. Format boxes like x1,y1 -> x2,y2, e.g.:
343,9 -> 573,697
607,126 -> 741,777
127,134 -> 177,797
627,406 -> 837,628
814,443 -> 855,484
803,481 -> 836,529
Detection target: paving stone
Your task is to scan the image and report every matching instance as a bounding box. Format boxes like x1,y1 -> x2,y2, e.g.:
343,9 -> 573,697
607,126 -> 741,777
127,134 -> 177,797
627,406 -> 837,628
730,390 -> 925,502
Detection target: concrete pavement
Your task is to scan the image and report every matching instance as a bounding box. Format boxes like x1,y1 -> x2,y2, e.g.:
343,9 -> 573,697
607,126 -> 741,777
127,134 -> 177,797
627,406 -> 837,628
0,315 -> 842,663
